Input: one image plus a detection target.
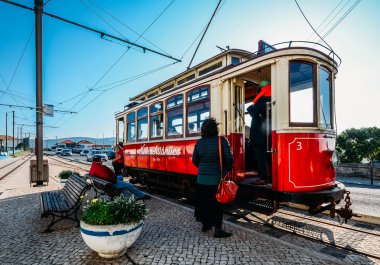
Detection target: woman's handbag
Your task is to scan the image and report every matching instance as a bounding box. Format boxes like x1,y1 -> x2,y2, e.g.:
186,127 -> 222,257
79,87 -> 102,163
216,137 -> 238,204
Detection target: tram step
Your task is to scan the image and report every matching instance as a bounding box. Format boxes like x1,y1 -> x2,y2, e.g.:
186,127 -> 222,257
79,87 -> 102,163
247,199 -> 278,215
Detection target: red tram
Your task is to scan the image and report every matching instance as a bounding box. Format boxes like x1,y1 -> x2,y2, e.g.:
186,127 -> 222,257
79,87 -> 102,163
115,40 -> 352,221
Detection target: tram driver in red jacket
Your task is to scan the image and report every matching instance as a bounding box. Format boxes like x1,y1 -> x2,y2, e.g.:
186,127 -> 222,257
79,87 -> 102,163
89,155 -> 150,200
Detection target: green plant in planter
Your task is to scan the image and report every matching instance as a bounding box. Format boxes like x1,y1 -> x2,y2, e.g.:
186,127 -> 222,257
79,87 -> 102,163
58,170 -> 78,179
81,195 -> 147,225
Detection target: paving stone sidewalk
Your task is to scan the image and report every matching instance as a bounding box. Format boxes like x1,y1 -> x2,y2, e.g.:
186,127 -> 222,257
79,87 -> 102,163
0,158 -> 344,265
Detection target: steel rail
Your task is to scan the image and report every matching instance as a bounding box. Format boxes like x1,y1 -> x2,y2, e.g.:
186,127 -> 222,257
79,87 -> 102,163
48,156 -> 90,172
0,154 -> 33,181
278,209 -> 380,237
0,156 -> 26,170
224,210 -> 380,261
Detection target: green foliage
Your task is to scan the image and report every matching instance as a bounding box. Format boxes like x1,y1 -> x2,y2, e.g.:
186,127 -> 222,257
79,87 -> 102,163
81,195 -> 147,225
58,170 -> 76,179
337,127 -> 380,163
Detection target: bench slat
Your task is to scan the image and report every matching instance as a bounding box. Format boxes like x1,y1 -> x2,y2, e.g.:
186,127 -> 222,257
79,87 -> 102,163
62,187 -> 78,207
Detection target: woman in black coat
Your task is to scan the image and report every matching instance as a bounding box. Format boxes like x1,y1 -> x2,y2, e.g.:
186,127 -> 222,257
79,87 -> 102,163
192,118 -> 234,238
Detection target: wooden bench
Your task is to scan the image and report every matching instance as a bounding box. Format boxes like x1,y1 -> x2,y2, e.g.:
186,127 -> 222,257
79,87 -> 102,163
85,174 -> 143,200
40,174 -> 91,232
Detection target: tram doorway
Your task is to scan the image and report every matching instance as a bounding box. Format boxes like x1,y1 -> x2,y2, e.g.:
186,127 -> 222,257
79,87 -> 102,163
240,66 -> 272,184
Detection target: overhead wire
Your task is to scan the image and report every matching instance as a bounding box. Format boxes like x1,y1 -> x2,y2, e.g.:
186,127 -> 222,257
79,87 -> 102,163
181,0 -> 227,62
187,0 -> 222,69
55,62 -> 178,128
294,0 -> 334,52
80,0 -> 126,38
0,27 -> 34,101
312,0 -> 352,42
87,0 -> 171,56
307,0 -> 345,40
320,0 -> 361,39
52,0 -> 177,128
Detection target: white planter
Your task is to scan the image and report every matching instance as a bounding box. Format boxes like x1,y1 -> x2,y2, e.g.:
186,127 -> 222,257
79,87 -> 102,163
80,221 -> 143,258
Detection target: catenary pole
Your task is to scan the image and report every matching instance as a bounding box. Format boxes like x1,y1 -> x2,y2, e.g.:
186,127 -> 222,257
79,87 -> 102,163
12,111 -> 15,156
35,0 -> 44,185
5,112 -> 8,153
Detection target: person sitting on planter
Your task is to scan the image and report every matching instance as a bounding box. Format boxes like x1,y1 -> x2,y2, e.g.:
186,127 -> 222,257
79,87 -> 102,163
89,155 -> 150,200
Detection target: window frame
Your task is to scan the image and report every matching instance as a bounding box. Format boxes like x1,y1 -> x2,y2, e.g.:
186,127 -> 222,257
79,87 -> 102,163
165,94 -> 184,139
288,60 -> 317,127
319,65 -> 333,129
137,107 -> 148,141
149,101 -> 164,140
126,111 -> 136,142
185,85 -> 211,137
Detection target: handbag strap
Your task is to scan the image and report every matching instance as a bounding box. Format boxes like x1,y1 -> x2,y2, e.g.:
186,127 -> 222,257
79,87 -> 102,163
218,136 -> 223,180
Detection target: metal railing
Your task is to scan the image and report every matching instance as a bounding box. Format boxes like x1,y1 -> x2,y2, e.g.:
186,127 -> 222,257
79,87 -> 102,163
241,40 -> 342,68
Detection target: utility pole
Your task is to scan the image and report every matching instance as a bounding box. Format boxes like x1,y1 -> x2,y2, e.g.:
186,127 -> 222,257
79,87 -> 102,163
5,112 -> 8,154
35,0 -> 44,185
12,111 -> 15,156
103,133 -> 104,149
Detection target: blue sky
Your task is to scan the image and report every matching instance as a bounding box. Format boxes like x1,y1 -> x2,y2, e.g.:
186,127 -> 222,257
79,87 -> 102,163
0,0 -> 379,140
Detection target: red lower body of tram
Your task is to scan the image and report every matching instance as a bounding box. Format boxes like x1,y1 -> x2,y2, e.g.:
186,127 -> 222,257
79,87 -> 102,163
123,130 -> 346,212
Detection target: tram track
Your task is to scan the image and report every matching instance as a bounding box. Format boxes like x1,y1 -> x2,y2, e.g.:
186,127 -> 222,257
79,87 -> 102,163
0,154 -> 33,181
47,156 -> 90,172
224,208 -> 380,261
52,157 -> 380,262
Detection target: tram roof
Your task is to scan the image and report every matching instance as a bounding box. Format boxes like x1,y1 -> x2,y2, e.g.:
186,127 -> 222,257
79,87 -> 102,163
120,40 -> 340,114
129,48 -> 253,101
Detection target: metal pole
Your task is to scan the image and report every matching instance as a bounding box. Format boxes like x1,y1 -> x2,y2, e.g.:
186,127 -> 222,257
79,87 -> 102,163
5,112 -> 8,153
12,111 -> 15,156
35,0 -> 44,185
370,161 -> 374,186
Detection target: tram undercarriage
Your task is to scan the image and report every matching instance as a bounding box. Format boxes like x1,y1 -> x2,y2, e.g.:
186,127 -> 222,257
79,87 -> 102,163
127,167 -> 352,223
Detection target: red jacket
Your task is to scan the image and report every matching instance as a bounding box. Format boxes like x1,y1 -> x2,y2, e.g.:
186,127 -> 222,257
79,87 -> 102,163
115,148 -> 124,164
89,162 -> 116,184
253,84 -> 271,103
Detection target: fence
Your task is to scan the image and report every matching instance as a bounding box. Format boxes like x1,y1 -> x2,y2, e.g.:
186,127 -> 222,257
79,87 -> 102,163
337,163 -> 380,185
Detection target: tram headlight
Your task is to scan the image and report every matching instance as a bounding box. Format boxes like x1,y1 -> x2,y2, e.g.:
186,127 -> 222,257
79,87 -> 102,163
330,150 -> 339,169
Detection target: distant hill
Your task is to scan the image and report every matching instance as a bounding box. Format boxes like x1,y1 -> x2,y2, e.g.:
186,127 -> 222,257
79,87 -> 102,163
30,137 -> 116,148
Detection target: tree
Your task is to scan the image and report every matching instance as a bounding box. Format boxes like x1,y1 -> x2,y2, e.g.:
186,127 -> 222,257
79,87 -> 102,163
337,127 -> 380,163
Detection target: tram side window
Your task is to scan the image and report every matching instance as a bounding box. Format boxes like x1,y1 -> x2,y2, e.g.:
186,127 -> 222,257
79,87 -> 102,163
187,87 -> 210,134
127,112 -> 136,142
320,66 -> 332,129
137,108 -> 148,140
289,61 -> 315,126
166,95 -> 183,137
150,102 -> 163,138
117,117 -> 125,143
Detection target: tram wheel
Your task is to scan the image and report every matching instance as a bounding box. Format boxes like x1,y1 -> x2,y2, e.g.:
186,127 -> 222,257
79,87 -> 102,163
142,172 -> 152,192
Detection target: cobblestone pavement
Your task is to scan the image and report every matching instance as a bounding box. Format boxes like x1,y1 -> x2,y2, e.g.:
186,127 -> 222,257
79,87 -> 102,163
221,206 -> 380,265
0,156 -> 344,265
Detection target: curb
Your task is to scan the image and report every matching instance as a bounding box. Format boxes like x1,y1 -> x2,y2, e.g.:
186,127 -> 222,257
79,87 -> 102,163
285,202 -> 380,225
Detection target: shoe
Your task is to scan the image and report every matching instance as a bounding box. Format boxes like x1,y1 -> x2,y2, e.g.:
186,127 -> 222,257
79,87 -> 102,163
143,194 -> 151,200
202,225 -> 212,232
251,179 -> 267,185
130,178 -> 138,184
214,228 -> 231,238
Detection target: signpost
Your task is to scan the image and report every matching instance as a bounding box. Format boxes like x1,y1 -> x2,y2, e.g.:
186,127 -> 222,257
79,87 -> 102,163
43,104 -> 54,117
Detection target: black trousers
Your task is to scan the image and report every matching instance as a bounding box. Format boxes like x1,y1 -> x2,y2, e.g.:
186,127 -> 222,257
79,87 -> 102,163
253,144 -> 268,180
194,184 -> 224,228
112,161 -> 124,176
